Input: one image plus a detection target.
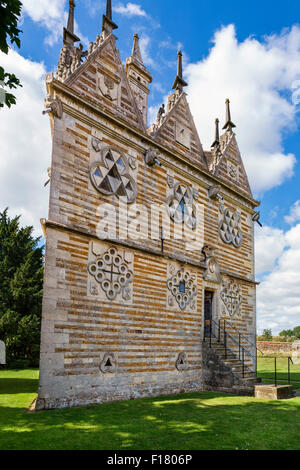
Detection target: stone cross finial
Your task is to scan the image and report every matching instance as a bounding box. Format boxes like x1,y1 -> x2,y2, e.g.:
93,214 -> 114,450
172,50 -> 188,91
211,118 -> 220,148
223,98 -> 236,131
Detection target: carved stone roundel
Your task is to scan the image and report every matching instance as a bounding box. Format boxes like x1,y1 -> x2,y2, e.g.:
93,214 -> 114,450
88,247 -> 133,301
90,146 -> 137,204
219,208 -> 243,248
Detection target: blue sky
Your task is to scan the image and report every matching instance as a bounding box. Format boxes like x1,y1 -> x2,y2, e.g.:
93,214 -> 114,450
1,0 -> 300,334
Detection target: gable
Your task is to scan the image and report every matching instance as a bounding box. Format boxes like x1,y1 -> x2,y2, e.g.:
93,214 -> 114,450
65,35 -> 145,131
152,93 -> 207,168
214,133 -> 252,197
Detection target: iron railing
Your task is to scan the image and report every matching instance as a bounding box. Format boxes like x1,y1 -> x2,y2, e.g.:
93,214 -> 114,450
256,355 -> 300,386
204,318 -> 258,378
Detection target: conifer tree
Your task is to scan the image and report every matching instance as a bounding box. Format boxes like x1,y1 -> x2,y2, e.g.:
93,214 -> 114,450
0,208 -> 43,366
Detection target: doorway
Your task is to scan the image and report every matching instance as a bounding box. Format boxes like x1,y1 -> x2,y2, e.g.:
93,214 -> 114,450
204,290 -> 214,337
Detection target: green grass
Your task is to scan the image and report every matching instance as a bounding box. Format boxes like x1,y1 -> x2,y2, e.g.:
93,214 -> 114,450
1,369 -> 300,450
257,356 -> 300,388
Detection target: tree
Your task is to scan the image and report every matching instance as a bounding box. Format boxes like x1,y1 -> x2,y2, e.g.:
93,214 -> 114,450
0,0 -> 23,109
0,208 -> 44,366
292,326 -> 300,339
279,329 -> 294,338
262,329 -> 272,341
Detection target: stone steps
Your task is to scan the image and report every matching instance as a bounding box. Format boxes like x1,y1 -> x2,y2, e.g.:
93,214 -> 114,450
204,339 -> 257,395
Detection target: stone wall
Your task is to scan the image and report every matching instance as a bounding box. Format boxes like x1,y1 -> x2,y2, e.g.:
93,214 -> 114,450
257,341 -> 300,355
37,24 -> 258,409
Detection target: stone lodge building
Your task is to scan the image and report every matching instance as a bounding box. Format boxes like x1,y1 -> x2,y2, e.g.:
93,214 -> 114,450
36,0 -> 260,410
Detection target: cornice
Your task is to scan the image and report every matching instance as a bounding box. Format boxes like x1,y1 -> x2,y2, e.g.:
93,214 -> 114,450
41,218 -> 259,285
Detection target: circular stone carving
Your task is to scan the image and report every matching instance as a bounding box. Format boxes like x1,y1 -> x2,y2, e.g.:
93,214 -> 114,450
90,146 -> 137,204
88,247 -> 133,301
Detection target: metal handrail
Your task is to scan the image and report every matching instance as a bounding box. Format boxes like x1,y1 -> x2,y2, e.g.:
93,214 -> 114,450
204,318 -> 255,377
256,355 -> 297,386
223,319 -> 264,356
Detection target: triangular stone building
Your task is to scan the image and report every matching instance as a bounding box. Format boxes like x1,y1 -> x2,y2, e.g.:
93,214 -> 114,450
37,0 -> 260,409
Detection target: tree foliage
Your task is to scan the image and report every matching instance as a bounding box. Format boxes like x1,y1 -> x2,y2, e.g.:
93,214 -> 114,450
278,327 -> 300,340
0,209 -> 44,366
0,0 -> 23,109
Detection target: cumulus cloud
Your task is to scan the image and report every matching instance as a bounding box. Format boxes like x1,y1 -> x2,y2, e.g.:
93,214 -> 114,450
114,3 -> 147,17
285,200 -> 300,224
22,0 -> 88,46
255,219 -> 300,334
139,35 -> 154,67
255,225 -> 287,274
0,50 -> 51,237
185,24 -> 300,195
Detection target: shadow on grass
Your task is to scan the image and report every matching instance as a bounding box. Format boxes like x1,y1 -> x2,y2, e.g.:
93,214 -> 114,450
1,391 -> 300,450
0,377 -> 39,395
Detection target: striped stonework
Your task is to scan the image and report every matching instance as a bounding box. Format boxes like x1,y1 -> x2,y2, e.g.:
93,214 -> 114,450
37,5 -> 259,409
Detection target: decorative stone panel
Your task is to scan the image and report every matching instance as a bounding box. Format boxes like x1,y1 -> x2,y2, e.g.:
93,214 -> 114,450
219,202 -> 243,248
88,242 -> 134,304
167,263 -> 197,311
227,161 -> 239,181
167,181 -> 197,230
90,145 -> 138,204
220,280 -> 242,317
175,352 -> 188,371
203,247 -> 221,284
100,353 -> 117,374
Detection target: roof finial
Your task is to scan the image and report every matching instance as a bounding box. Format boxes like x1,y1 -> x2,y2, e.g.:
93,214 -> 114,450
67,0 -> 75,33
223,98 -> 236,131
211,118 -> 220,148
131,34 -> 143,64
63,0 -> 80,45
172,50 -> 188,91
102,0 -> 118,35
106,0 -> 112,20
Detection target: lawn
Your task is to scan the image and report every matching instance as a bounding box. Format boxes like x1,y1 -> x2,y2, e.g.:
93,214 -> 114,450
1,369 -> 300,450
257,356 -> 300,388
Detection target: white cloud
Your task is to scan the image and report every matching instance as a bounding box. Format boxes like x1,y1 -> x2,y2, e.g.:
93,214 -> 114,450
285,200 -> 300,224
255,225 -> 287,274
256,222 -> 300,334
185,24 -> 300,194
22,0 -> 88,47
139,35 -> 154,67
22,0 -> 65,46
114,3 -> 147,17
0,50 -> 51,237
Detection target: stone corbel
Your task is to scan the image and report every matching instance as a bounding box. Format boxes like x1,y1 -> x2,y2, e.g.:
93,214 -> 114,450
144,148 -> 162,167
42,96 -> 63,119
208,185 -> 222,200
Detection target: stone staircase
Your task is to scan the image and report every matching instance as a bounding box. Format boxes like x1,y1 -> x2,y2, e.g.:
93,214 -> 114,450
203,337 -> 258,396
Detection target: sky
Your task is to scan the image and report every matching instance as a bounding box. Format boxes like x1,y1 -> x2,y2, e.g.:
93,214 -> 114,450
0,0 -> 300,334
